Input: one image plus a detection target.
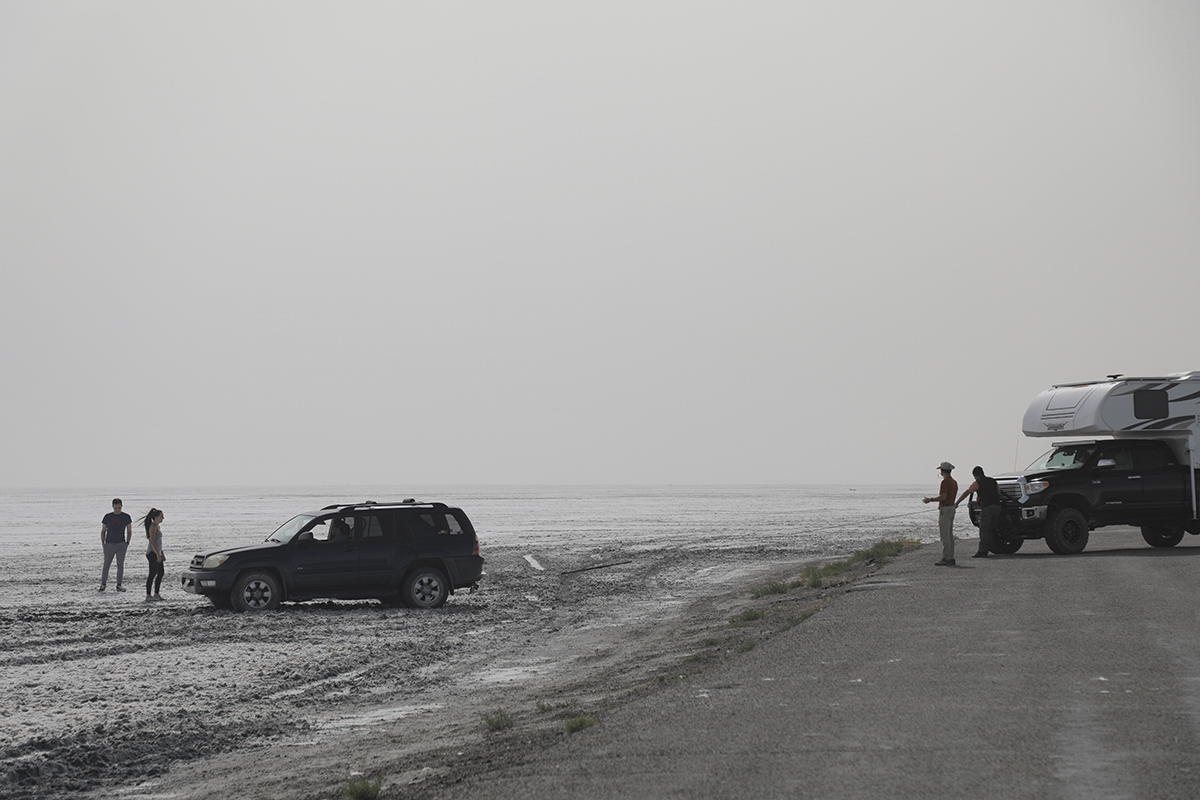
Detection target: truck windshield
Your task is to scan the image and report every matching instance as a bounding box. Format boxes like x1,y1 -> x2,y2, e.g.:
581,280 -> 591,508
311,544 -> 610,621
266,515 -> 315,543
1026,445 -> 1096,472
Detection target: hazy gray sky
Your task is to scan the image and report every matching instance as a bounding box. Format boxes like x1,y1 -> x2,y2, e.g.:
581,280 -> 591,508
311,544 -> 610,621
2,1 -> 1199,487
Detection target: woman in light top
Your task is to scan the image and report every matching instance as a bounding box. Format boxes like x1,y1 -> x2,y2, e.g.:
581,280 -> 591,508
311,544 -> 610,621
142,508 -> 165,601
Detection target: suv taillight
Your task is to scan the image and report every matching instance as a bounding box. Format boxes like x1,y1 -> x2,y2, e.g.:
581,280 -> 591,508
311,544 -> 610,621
472,535 -> 479,556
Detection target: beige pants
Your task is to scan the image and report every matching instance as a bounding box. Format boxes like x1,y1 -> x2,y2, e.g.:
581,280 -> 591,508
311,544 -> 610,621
939,506 -> 956,561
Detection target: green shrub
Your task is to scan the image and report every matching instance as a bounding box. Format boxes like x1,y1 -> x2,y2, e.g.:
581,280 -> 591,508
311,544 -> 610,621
343,775 -> 382,800
565,714 -> 596,733
482,708 -> 514,730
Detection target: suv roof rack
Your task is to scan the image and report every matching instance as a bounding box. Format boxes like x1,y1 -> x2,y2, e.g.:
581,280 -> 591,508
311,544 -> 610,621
318,500 -> 450,512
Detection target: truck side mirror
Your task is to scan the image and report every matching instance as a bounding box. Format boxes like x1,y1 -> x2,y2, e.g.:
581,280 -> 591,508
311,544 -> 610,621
1096,458 -> 1117,470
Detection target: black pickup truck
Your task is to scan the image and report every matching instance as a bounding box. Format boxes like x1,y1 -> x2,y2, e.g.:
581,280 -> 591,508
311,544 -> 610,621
968,438 -> 1200,554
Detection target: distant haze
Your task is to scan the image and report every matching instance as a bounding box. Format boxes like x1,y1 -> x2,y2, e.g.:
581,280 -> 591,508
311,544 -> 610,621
2,2 -> 1198,488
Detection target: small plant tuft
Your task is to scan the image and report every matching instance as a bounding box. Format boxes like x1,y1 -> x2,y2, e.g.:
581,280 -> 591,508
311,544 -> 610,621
343,775 -> 382,800
729,608 -> 765,627
565,714 -> 597,733
481,708 -> 514,731
738,640 -> 757,652
799,538 -> 917,588
749,580 -> 789,598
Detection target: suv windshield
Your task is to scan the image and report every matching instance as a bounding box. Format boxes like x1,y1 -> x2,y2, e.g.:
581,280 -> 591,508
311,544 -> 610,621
267,514 -> 315,543
1026,444 -> 1097,473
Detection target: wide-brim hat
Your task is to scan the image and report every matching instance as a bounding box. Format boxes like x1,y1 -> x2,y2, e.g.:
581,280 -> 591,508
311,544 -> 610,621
938,461 -> 955,471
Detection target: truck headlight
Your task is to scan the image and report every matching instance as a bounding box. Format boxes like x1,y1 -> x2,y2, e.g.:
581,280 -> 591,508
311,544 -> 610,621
1024,480 -> 1050,495
203,554 -> 230,569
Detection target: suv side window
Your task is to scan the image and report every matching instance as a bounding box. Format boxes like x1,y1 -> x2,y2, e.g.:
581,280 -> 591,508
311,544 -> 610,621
406,510 -> 466,537
357,514 -> 388,539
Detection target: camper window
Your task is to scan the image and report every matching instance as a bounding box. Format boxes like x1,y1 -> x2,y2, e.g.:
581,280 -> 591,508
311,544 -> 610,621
1134,389 -> 1170,420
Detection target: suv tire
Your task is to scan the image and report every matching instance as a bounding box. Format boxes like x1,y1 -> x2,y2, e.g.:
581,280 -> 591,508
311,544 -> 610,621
1045,507 -> 1089,554
1141,525 -> 1185,548
232,571 -> 281,612
401,567 -> 449,609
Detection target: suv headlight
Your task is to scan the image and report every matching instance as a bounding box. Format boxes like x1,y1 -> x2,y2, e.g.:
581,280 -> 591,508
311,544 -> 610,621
203,554 -> 230,569
1024,480 -> 1050,495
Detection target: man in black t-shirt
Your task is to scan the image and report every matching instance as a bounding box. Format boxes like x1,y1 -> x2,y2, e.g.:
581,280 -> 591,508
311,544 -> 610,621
956,467 -> 1001,557
100,498 -> 133,592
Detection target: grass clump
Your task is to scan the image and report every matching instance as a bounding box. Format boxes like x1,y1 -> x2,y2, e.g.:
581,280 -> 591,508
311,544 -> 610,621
729,608 -> 765,627
800,538 -> 915,588
481,708 -> 514,731
565,714 -> 597,734
749,580 -> 790,598
343,775 -> 382,800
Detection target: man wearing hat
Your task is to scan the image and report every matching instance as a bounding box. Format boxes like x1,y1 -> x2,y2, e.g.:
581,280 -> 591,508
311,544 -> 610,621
922,462 -> 958,565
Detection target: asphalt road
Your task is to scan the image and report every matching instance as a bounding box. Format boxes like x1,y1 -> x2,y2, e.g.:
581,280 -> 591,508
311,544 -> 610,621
435,528 -> 1200,799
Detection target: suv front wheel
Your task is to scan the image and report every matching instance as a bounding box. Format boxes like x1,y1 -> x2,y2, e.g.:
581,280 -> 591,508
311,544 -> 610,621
232,571 -> 281,612
401,567 -> 449,609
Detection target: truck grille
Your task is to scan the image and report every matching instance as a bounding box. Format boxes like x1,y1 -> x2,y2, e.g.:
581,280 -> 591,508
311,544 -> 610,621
997,481 -> 1024,500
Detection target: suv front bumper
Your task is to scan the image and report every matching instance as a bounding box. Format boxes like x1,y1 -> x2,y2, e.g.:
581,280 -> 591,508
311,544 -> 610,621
180,570 -> 233,597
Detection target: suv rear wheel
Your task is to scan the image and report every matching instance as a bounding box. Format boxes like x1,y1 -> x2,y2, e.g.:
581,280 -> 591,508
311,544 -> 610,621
401,567 -> 449,609
1045,508 -> 1089,554
232,571 -> 281,612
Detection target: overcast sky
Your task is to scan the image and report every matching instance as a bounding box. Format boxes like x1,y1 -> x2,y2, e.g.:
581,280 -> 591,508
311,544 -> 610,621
2,1 -> 1199,488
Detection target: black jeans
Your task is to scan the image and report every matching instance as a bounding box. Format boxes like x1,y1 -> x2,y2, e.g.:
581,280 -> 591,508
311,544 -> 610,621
146,552 -> 164,595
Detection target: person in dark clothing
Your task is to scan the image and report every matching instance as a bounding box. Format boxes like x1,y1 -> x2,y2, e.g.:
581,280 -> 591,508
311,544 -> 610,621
957,466 -> 1001,557
141,508 -> 165,600
100,498 -> 133,592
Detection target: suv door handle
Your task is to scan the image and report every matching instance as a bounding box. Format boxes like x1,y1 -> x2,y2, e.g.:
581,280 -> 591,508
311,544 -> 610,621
1128,475 -> 1142,480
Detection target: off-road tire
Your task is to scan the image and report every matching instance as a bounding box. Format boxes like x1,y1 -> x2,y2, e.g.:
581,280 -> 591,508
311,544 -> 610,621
989,531 -> 1024,555
401,567 -> 449,610
1141,525 -> 1185,548
231,571 -> 281,612
1045,507 -> 1089,555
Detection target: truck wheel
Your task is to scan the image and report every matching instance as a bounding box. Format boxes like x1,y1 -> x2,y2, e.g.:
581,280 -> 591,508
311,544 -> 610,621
990,531 -> 1024,555
401,567 -> 449,609
1045,508 -> 1089,554
232,571 -> 281,612
1141,526 -> 1185,548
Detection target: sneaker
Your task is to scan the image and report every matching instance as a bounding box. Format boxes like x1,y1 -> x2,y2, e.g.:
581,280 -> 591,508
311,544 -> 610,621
935,559 -> 956,566
115,585 -> 127,592
98,585 -> 106,593
151,595 -> 163,601
145,596 -> 154,602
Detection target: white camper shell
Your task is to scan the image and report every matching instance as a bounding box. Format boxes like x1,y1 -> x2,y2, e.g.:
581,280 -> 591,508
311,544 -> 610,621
1022,371 -> 1200,519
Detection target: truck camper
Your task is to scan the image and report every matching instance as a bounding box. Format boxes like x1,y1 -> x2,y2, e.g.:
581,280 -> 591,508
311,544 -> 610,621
972,372 -> 1200,554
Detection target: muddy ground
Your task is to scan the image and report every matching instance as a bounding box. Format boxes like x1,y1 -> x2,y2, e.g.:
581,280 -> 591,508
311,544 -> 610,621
0,542 -> 904,799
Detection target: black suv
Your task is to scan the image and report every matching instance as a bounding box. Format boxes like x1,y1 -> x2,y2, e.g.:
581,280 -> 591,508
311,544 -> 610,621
180,501 -> 483,611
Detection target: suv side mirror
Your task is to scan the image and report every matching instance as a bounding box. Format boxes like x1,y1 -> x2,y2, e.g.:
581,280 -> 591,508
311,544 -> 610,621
1096,458 -> 1117,470
297,531 -> 314,543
